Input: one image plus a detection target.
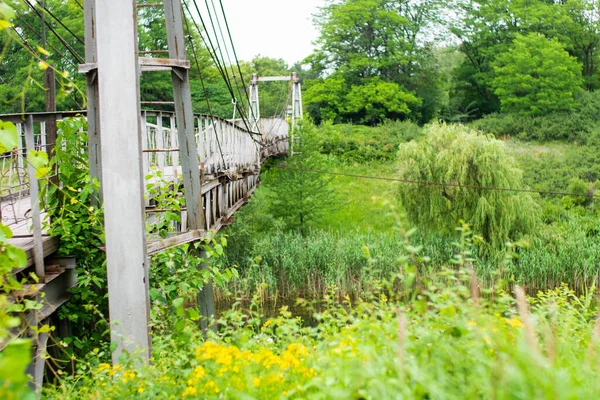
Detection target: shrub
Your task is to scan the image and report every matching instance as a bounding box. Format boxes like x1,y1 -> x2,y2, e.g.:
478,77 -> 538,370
397,123 -> 539,253
44,269 -> 600,400
318,120 -> 423,163
470,91 -> 600,143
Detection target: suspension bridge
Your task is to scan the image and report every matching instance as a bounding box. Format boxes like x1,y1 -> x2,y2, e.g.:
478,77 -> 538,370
0,0 -> 301,386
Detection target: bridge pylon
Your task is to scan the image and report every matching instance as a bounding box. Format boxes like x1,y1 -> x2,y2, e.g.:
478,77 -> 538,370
247,72 -> 303,153
81,0 -> 212,364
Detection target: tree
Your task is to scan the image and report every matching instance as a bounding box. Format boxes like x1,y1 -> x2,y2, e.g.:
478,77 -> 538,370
0,0 -> 86,113
397,123 -> 538,254
492,33 -> 583,115
263,122 -> 338,234
343,78 -> 420,125
305,0 -> 447,124
562,0 -> 600,91
451,0 -> 600,115
303,74 -> 347,124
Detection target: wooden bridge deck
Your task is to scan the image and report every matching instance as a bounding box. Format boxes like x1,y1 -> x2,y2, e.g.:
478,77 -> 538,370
1,111 -> 289,263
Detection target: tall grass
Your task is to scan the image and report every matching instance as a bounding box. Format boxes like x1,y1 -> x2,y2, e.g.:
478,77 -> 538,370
222,218 -> 600,300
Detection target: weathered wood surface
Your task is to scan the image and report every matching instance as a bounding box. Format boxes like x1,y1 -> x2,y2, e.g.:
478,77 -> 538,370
96,0 -> 151,362
2,111 -> 288,255
2,111 -> 288,256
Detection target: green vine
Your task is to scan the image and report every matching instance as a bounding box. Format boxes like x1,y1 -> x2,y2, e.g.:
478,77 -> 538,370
42,117 -> 107,355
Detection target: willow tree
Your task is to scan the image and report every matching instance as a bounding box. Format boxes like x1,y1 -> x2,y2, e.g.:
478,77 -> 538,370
397,123 -> 538,254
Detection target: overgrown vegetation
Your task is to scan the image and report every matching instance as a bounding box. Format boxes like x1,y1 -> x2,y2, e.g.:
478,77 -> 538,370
43,264 -> 600,399
4,0 -> 600,397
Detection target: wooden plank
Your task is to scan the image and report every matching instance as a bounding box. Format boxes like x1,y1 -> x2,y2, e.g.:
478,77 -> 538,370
147,229 -> 204,255
84,0 -> 103,197
95,0 -> 150,363
23,115 -> 45,281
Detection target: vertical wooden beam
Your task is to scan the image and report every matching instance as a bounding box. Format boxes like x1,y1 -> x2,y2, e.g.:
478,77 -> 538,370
84,0 -> 102,195
163,0 -> 204,229
24,116 -> 45,282
163,0 -> 214,329
95,0 -> 150,363
249,74 -> 260,133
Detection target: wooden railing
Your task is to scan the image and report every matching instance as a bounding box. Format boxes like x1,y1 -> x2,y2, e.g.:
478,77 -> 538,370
0,110 -> 289,261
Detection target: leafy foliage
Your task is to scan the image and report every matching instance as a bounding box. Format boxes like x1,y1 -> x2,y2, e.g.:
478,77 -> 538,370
471,90 -> 600,142
491,33 -> 583,115
262,123 -> 339,234
43,265 -> 600,399
304,0 -> 446,124
397,123 -> 539,253
318,120 -> 422,163
41,117 -> 107,353
0,116 -> 36,400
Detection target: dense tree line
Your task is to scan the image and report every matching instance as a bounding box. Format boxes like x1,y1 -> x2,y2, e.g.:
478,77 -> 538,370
2,0 -> 599,128
0,0 -> 296,119
303,0 -> 600,125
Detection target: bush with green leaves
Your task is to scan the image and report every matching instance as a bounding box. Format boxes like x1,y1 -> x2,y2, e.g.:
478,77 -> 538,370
318,120 -> 423,163
492,33 -> 583,116
470,91 -> 600,142
41,117 -> 107,354
0,117 -> 39,400
397,123 -> 539,253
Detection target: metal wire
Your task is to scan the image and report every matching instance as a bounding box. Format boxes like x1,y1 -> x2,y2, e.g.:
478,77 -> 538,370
274,166 -> 600,198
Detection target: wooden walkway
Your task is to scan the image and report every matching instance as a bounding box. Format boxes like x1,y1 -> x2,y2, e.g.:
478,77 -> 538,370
0,108 -> 289,385
1,111 -> 289,259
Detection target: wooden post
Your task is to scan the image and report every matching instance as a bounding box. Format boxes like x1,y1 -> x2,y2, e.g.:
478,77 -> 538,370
95,0 -> 151,363
163,0 -> 215,329
84,0 -> 103,196
24,116 -> 45,282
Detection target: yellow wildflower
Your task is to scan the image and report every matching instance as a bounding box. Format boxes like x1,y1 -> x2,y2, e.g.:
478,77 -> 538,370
70,198 -> 78,205
182,386 -> 197,397
253,377 -> 261,387
467,321 -> 477,327
122,371 -> 136,383
506,318 -> 524,328
137,387 -> 144,394
192,365 -> 206,380
203,380 -> 220,394
263,320 -> 272,328
97,363 -> 111,372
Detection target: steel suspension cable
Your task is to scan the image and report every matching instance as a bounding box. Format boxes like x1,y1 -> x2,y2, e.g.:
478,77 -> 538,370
10,25 -> 84,109
217,0 -> 258,128
35,1 -> 85,47
184,0 -> 254,134
207,0 -> 249,117
200,0 -> 252,126
183,15 -> 227,167
274,166 -> 600,198
13,13 -> 78,68
22,0 -> 84,63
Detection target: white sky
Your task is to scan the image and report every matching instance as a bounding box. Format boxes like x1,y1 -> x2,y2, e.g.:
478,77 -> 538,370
221,0 -> 324,65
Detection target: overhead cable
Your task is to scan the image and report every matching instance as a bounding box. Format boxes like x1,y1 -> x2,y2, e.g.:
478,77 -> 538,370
273,166 -> 600,198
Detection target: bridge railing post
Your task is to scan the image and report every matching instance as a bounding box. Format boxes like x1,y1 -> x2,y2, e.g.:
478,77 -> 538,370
163,0 -> 215,330
94,0 -> 151,363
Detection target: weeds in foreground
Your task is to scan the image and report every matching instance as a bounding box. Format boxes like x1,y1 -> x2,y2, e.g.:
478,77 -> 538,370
43,266 -> 600,399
